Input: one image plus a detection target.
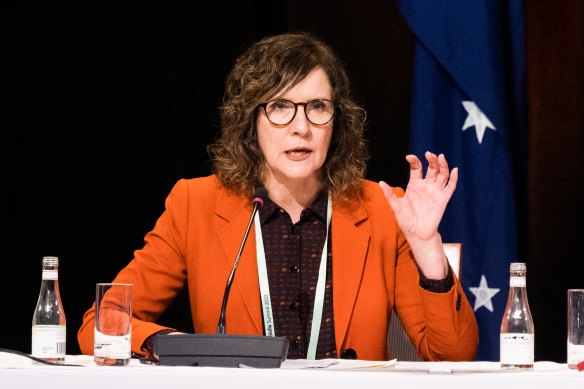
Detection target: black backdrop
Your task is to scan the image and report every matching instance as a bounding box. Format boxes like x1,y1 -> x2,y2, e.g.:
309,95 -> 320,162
2,1 -> 582,362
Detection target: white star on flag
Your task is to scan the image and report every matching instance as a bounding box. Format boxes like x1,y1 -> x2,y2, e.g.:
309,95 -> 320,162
469,275 -> 500,312
461,101 -> 496,144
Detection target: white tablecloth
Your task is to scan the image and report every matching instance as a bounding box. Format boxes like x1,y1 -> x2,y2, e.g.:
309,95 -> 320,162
0,354 -> 581,389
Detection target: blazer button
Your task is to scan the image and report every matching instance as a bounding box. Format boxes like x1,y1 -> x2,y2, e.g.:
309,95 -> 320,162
340,348 -> 357,359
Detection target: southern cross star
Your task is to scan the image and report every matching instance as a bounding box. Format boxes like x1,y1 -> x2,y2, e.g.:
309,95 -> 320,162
469,275 -> 500,312
461,101 -> 496,144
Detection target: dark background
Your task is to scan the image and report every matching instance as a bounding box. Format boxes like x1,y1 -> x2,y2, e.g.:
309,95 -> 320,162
2,1 -> 582,362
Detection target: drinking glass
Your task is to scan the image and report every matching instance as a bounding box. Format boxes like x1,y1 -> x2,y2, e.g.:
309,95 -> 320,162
94,283 -> 133,366
568,289 -> 584,369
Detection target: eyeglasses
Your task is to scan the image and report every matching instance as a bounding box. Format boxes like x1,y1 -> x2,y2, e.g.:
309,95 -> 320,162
258,99 -> 335,126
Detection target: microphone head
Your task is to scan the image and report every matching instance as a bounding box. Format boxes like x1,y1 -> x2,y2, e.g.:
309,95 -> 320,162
252,187 -> 268,207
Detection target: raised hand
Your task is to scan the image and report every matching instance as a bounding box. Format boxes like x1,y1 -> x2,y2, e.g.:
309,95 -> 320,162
379,152 -> 458,279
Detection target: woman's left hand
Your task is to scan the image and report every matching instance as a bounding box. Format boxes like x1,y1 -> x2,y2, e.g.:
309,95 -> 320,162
379,152 -> 458,279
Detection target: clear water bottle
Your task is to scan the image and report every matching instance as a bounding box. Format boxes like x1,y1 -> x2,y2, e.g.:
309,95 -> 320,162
32,256 -> 66,363
500,262 -> 534,369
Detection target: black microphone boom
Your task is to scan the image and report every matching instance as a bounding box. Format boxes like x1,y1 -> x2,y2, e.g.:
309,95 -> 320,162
216,187 -> 267,335
156,187 -> 289,368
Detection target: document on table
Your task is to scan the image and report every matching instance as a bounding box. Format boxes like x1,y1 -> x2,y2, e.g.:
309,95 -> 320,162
280,359 -> 571,374
281,359 -> 397,370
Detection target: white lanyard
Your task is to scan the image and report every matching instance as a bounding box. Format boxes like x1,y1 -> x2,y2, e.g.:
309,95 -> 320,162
254,193 -> 332,360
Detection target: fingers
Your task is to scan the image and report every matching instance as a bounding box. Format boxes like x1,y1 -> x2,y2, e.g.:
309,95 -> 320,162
412,152 -> 457,192
425,151 -> 439,182
405,154 -> 423,181
406,152 -> 458,191
444,167 -> 458,197
424,152 -> 454,188
434,153 -> 450,189
379,181 -> 399,211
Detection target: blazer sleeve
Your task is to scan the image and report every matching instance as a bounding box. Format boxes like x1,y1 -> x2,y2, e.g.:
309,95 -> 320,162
77,179 -> 191,356
391,188 -> 479,361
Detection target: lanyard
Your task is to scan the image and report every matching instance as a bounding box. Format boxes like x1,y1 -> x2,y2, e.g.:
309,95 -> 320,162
254,193 -> 332,360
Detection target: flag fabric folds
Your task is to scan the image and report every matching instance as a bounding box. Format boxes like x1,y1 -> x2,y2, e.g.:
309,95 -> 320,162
395,0 -> 526,361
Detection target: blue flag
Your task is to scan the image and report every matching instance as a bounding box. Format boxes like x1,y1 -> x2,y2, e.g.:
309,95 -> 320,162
396,1 -> 526,361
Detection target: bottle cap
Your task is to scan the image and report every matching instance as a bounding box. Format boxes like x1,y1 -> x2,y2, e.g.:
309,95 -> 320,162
510,262 -> 526,272
42,256 -> 59,266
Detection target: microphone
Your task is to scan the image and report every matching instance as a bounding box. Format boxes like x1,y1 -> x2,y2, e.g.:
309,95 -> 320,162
156,187 -> 289,368
216,187 -> 267,335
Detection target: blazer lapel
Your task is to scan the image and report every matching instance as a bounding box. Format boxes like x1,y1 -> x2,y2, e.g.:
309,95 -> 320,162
331,201 -> 370,350
215,191 -> 263,335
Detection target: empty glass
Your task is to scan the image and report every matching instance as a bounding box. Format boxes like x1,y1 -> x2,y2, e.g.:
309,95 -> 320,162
568,289 -> 584,369
94,283 -> 133,366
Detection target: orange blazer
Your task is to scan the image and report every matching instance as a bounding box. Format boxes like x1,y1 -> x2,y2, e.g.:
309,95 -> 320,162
78,175 -> 478,361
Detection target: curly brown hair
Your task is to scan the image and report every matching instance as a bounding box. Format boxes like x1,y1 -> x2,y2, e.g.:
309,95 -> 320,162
208,32 -> 368,203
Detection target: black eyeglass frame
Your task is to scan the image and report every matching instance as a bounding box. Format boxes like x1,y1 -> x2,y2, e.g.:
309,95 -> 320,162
257,99 -> 336,126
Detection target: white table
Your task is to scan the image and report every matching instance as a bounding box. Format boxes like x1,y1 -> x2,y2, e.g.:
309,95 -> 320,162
0,355 -> 581,389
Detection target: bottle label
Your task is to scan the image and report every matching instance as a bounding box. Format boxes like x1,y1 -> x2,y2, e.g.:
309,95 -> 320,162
32,325 -> 66,358
42,270 -> 58,280
94,329 -> 131,359
568,341 -> 584,365
500,333 -> 534,364
510,277 -> 526,287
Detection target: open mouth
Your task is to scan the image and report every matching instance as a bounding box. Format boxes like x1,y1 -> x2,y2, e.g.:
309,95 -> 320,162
286,148 -> 311,157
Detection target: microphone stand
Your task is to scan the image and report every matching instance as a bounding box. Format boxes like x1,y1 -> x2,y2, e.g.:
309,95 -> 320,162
156,188 -> 289,368
216,196 -> 262,335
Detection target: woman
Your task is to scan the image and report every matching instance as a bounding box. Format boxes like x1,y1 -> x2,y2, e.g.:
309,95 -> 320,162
78,33 -> 478,361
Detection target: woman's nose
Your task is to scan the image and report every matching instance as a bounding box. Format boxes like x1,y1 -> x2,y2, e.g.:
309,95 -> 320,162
289,105 -> 310,134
